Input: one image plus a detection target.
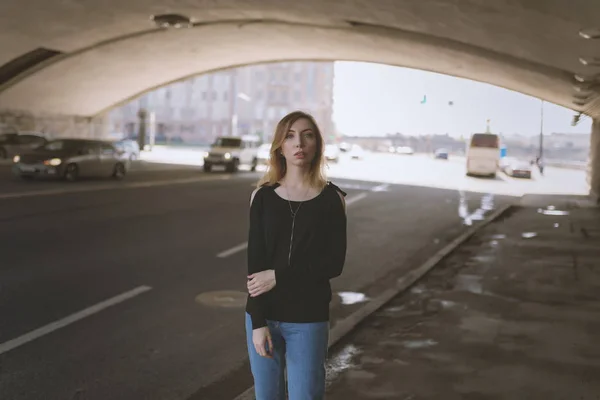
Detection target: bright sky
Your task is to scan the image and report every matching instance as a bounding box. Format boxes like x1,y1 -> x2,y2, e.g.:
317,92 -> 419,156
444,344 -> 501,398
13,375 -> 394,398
332,61 -> 592,137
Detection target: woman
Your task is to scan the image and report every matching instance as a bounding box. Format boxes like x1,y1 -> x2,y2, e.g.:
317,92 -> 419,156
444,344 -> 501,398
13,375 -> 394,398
245,110 -> 347,399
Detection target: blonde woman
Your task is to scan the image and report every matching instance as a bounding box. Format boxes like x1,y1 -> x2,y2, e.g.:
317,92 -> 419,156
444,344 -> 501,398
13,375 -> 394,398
245,111 -> 347,399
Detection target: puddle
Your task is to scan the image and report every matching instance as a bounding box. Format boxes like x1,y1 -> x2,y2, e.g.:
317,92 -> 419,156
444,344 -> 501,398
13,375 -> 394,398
458,192 -> 495,226
326,344 -> 361,383
491,234 -> 507,240
194,290 -> 247,308
538,208 -> 570,216
490,240 -> 499,247
521,232 -> 538,239
455,274 -> 483,294
471,254 -> 494,263
554,223 -> 560,228
410,285 -> 426,294
440,300 -> 459,309
338,291 -> 369,305
402,339 -> 438,349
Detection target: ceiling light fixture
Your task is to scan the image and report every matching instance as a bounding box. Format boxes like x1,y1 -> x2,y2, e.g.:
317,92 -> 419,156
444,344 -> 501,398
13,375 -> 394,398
579,57 -> 600,66
579,28 -> 600,39
151,14 -> 193,29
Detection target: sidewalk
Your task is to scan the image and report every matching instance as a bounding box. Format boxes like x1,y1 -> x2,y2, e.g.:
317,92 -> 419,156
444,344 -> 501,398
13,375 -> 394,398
325,195 -> 600,399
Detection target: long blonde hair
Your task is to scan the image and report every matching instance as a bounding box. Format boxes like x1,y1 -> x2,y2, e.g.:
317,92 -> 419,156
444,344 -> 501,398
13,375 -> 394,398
257,111 -> 327,189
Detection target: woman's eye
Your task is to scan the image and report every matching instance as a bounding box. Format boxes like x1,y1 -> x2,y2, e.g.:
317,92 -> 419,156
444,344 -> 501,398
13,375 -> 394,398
285,134 -> 294,139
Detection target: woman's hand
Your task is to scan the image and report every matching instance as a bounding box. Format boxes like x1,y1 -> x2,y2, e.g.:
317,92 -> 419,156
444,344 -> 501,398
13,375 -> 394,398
252,326 -> 274,358
247,270 -> 276,297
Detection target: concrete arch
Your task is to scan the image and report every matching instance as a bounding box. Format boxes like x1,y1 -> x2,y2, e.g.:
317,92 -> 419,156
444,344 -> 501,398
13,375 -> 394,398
0,13 -> 599,118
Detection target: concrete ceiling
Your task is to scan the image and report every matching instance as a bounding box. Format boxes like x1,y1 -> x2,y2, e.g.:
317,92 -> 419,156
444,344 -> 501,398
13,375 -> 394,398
1,0 -> 599,118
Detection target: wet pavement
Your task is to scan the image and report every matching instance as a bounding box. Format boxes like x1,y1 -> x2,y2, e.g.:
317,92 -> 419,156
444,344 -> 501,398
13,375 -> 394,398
325,196 -> 600,399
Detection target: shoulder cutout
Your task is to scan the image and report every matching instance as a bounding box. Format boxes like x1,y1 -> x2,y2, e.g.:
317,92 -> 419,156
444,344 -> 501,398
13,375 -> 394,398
250,187 -> 263,206
327,181 -> 347,197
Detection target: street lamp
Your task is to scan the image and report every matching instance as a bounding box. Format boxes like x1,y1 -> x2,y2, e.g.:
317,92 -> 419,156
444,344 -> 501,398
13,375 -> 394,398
232,92 -> 252,137
539,99 -> 544,159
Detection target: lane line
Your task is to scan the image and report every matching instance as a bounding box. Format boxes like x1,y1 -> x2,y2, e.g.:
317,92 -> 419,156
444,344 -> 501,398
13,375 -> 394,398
371,183 -> 390,192
216,191 -> 370,258
345,192 -> 368,205
216,242 -> 249,258
0,175 -> 233,201
0,285 -> 152,356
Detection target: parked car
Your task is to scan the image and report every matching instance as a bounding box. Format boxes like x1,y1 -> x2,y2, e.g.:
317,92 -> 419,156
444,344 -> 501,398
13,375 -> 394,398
396,146 -> 414,155
434,148 -> 449,160
203,135 -> 260,172
0,132 -> 48,160
503,159 -> 532,179
12,139 -> 129,181
324,144 -> 340,163
348,144 -> 365,160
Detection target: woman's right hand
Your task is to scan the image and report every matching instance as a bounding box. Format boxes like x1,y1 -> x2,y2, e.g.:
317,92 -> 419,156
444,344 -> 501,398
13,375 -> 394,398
252,326 -> 274,359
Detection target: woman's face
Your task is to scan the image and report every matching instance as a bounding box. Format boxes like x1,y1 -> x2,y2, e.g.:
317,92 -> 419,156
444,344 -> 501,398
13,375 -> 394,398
280,118 -> 318,168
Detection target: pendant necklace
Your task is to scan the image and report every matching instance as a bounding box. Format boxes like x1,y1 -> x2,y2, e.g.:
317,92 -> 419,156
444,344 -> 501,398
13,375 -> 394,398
284,182 -> 311,266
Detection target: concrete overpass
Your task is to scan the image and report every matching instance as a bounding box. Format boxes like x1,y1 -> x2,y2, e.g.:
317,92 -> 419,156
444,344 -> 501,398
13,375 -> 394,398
0,0 -> 599,199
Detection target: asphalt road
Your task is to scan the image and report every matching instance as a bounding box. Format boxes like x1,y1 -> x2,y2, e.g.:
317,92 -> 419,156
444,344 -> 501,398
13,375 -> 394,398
0,155 -> 541,400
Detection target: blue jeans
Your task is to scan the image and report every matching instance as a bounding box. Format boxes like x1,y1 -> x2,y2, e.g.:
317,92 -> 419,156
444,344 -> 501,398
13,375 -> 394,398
245,313 -> 329,400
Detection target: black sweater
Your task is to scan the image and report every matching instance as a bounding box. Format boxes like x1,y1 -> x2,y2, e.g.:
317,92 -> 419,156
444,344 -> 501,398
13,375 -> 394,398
245,182 -> 347,329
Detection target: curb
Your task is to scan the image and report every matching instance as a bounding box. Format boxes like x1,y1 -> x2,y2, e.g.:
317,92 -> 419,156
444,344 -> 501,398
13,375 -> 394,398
232,203 -> 513,400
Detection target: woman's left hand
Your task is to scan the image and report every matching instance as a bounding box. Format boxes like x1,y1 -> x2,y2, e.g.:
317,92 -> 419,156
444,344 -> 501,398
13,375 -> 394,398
247,270 -> 276,297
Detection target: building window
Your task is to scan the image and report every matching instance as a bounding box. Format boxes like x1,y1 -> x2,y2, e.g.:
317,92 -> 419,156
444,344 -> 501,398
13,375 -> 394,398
212,91 -> 217,101
294,90 -> 301,102
202,91 -> 207,101
268,90 -> 275,101
294,72 -> 302,82
280,90 -> 288,102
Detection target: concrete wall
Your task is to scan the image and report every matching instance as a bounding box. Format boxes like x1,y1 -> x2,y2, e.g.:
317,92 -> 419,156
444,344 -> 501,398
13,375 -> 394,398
589,118 -> 600,202
0,109 -> 109,139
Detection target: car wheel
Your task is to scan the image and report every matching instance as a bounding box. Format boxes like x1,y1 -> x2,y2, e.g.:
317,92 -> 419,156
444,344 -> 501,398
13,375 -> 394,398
64,163 -> 79,182
203,163 -> 212,172
226,160 -> 239,173
112,163 -> 126,180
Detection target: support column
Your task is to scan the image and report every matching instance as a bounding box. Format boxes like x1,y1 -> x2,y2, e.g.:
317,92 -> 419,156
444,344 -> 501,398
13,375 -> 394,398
589,118 -> 600,202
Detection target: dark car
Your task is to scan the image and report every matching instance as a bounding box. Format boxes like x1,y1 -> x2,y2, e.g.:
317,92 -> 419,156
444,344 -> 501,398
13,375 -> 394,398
0,132 -> 48,160
12,139 -> 129,181
434,148 -> 449,160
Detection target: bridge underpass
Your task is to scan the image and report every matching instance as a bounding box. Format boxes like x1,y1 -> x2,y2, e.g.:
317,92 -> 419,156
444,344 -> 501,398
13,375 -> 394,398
1,2 -> 600,399
1,0 -> 600,198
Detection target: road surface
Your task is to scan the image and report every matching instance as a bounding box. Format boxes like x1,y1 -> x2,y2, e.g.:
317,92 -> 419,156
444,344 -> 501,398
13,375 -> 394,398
0,151 -> 584,399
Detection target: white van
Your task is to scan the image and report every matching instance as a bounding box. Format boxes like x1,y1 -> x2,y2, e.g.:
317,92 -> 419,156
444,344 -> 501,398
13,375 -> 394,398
203,135 -> 260,172
466,133 -> 500,177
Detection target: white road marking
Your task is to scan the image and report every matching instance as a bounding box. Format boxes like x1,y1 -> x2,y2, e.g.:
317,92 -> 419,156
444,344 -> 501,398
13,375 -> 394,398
371,183 -> 390,192
0,285 -> 152,355
0,175 -> 232,201
216,192 -> 370,258
216,242 -> 249,258
345,192 -> 368,206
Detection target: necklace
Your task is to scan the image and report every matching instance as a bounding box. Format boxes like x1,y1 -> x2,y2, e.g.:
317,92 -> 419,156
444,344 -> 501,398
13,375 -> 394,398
284,183 -> 311,266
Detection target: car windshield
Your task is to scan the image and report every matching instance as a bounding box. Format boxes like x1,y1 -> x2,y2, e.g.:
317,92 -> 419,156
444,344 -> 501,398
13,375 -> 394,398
214,138 -> 242,148
470,134 -> 499,149
42,140 -> 82,151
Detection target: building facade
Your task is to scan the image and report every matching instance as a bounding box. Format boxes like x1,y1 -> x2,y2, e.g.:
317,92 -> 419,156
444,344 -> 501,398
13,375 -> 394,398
108,61 -> 335,145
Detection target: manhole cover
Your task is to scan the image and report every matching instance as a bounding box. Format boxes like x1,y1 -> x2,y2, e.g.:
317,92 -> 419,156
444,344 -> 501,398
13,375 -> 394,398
195,290 -> 247,308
